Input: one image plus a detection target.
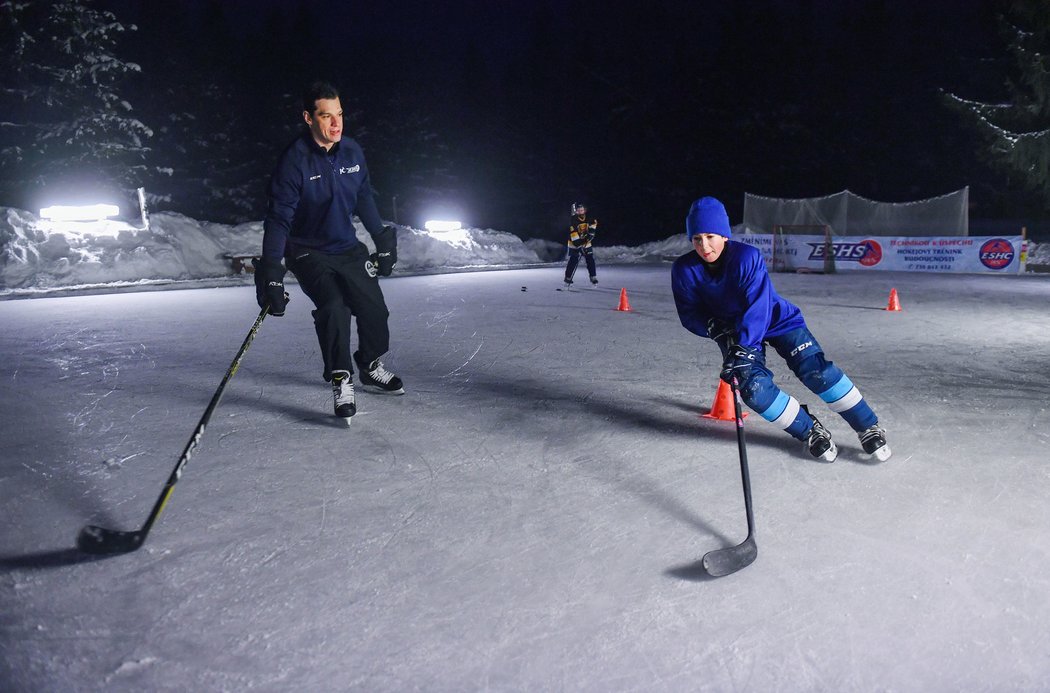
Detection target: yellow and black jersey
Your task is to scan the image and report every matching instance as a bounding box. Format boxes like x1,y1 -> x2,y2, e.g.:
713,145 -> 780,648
567,214 -> 598,248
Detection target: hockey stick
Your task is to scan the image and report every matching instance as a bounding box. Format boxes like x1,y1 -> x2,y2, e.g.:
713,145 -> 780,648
702,376 -> 758,577
76,304 -> 271,554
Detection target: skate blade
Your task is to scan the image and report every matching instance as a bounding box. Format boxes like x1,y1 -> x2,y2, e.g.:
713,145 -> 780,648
864,444 -> 891,462
360,385 -> 405,395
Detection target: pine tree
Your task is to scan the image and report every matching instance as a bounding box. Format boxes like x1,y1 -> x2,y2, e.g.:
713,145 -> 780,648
945,0 -> 1050,209
0,0 -> 152,210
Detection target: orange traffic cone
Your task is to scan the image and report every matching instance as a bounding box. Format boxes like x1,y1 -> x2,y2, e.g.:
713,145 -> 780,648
616,287 -> 632,312
885,288 -> 902,312
702,380 -> 747,421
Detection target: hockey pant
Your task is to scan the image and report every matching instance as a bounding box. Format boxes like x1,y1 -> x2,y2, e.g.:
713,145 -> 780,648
564,246 -> 596,282
720,326 -> 878,440
287,245 -> 391,382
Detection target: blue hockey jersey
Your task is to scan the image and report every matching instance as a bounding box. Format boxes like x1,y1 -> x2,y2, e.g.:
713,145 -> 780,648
671,241 -> 805,349
262,134 -> 385,260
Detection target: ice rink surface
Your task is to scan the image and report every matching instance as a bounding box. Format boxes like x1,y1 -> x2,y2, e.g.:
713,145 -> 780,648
2,265 -> 1049,691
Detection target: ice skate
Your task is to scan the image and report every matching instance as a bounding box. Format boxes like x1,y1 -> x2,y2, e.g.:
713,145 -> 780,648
354,352 -> 405,395
590,276 -> 598,286
859,424 -> 891,461
803,407 -> 837,462
331,370 -> 356,422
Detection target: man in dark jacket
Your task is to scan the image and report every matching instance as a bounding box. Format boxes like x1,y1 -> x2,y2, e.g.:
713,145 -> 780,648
255,81 -> 403,423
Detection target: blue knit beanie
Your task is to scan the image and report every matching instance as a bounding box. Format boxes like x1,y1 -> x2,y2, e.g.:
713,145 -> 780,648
686,197 -> 732,239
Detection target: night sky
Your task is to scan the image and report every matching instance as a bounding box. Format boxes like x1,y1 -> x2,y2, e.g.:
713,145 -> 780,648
96,0 -> 1037,244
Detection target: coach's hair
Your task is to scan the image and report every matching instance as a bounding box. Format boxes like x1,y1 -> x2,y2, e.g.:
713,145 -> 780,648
302,81 -> 340,114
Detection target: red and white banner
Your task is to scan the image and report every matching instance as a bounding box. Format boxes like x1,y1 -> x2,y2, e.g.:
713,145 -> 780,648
737,234 -> 1025,274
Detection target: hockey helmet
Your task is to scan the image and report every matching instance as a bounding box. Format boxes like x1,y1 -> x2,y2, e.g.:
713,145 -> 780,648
572,202 -> 587,215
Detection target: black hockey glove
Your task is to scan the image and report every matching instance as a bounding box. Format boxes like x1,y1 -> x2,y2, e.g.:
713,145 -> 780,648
252,257 -> 288,316
720,344 -> 761,385
706,317 -> 734,344
372,225 -> 397,276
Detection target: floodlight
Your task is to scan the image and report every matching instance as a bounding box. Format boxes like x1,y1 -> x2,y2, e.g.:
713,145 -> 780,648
40,204 -> 120,221
424,220 -> 462,232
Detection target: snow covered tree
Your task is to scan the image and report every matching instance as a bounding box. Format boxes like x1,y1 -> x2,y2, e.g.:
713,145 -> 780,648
0,0 -> 152,209
945,1 -> 1050,209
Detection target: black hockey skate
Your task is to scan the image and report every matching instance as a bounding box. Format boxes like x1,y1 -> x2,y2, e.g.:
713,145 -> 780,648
590,276 -> 598,285
859,424 -> 891,462
331,370 -> 356,421
354,352 -> 405,395
802,406 -> 837,462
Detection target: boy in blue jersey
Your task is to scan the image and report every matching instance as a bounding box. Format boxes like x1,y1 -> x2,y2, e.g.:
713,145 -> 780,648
255,81 -> 404,422
671,196 -> 890,462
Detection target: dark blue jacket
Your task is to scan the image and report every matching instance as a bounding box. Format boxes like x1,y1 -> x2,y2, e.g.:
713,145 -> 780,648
262,133 -> 385,260
671,241 -> 805,350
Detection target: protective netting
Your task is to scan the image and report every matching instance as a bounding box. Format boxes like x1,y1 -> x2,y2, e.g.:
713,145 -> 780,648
743,188 -> 969,237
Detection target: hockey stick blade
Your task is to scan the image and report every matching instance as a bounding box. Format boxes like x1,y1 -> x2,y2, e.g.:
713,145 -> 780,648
76,525 -> 145,555
73,306 -> 270,555
702,534 -> 757,577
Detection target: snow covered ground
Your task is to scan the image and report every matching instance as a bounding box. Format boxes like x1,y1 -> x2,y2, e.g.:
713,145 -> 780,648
2,259 -> 1050,691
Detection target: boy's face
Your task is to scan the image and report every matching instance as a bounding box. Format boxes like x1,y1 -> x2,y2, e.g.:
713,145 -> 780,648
692,233 -> 727,263
304,97 -> 343,150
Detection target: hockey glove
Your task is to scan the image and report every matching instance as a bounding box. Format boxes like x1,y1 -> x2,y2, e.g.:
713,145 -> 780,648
706,317 -> 734,344
373,225 -> 397,276
252,257 -> 288,316
720,344 -> 761,385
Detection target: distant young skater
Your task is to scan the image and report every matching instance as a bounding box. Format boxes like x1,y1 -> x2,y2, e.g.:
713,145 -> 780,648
564,202 -> 598,287
255,80 -> 404,423
671,196 -> 890,462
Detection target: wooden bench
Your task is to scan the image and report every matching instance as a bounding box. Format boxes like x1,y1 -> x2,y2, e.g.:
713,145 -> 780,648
223,253 -> 260,274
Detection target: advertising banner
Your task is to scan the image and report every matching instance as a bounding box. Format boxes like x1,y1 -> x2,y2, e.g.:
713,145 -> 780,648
736,234 -> 1024,274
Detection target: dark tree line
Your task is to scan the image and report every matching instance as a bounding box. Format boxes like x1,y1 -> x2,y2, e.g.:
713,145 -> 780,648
2,0 -> 1046,243
946,0 -> 1050,215
0,1 -> 151,211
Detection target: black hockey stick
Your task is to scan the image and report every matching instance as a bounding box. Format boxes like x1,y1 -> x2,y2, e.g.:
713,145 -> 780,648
702,376 -> 758,577
76,304 -> 271,554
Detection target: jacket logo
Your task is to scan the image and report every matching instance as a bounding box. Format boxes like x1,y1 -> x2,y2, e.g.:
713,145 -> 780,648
339,165 -> 361,174
309,174 -> 321,180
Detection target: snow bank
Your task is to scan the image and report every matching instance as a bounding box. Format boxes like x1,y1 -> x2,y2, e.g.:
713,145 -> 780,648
0,208 -> 258,291
393,225 -> 543,269
1,204 -> 1045,297
0,207 -> 551,295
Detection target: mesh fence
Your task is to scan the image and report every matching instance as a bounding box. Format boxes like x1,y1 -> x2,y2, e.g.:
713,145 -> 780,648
743,188 -> 968,237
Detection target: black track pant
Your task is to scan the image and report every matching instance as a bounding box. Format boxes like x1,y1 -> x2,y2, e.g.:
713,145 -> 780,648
564,246 -> 596,282
287,246 -> 390,381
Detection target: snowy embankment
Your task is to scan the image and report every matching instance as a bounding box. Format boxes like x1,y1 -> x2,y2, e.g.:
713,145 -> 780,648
1,205 -> 1047,297
0,206 -> 695,297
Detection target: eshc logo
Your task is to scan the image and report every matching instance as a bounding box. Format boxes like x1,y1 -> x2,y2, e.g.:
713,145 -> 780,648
979,238 -> 1014,270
